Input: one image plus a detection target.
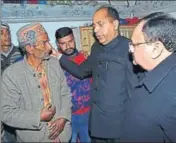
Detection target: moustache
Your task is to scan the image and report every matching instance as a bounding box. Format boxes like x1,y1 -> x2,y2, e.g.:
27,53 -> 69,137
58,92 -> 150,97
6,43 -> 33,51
65,48 -> 74,51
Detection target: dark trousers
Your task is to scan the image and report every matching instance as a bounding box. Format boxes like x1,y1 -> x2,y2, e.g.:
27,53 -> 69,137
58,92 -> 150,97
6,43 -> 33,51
91,137 -> 120,143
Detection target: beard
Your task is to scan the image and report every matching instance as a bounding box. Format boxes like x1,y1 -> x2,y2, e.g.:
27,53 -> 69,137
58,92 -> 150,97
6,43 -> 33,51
41,49 -> 52,61
42,54 -> 50,60
60,48 -> 76,56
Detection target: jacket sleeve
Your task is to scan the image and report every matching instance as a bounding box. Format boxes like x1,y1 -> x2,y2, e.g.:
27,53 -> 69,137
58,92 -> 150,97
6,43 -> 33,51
1,71 -> 42,130
59,54 -> 92,80
57,64 -> 72,122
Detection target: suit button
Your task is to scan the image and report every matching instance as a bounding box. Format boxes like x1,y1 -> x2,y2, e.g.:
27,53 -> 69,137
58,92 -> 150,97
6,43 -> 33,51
38,85 -> 41,88
94,87 -> 98,91
97,74 -> 100,78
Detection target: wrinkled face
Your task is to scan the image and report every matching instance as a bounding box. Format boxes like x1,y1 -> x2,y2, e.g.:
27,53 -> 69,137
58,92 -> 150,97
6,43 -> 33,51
31,32 -> 52,60
92,8 -> 118,45
129,21 -> 154,70
56,34 -> 76,56
1,27 -> 11,47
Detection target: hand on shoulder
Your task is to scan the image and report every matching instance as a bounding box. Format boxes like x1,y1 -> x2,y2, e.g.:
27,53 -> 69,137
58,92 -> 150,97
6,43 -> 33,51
50,48 -> 62,60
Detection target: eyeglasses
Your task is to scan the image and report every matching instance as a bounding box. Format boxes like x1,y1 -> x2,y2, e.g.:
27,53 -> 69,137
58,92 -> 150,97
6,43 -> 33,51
128,41 -> 154,47
33,41 -> 49,50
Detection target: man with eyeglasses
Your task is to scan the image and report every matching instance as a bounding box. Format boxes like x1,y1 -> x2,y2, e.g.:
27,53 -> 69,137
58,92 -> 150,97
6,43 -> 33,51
121,12 -> 176,142
1,23 -> 72,142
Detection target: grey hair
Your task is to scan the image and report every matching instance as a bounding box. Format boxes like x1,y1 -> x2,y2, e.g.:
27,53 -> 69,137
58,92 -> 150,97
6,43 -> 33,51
1,22 -> 10,30
141,12 -> 176,52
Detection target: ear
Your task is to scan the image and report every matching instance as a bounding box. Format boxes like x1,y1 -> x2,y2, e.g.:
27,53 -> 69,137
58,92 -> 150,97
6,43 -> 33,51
25,44 -> 33,54
113,20 -> 119,30
151,41 -> 164,59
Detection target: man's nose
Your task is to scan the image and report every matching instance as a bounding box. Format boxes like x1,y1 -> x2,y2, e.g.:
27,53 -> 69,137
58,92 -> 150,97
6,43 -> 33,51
45,42 -> 52,50
65,43 -> 70,49
94,26 -> 99,33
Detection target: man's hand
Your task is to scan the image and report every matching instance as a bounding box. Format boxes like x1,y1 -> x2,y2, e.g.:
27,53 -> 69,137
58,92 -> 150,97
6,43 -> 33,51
48,118 -> 67,140
40,104 -> 56,122
51,48 -> 60,57
80,50 -> 89,59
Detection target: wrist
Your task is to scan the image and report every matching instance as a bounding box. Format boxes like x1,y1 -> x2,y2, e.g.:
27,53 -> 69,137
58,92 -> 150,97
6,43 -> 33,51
57,54 -> 62,60
59,118 -> 67,124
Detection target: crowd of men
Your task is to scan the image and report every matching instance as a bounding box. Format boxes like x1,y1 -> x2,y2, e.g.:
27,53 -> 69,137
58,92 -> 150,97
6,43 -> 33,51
1,4 -> 176,143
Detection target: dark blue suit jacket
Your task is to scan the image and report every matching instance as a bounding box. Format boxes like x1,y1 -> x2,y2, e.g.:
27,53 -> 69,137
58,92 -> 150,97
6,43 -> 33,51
121,53 -> 176,142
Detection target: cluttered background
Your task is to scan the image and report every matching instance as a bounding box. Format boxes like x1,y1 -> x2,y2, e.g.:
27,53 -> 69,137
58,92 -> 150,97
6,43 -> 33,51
2,0 -> 176,52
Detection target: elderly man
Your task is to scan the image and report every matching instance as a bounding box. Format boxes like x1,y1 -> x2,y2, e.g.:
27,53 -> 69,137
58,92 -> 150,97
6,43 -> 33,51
52,5 -> 135,142
1,22 -> 23,73
121,12 -> 176,142
1,22 -> 24,143
1,23 -> 72,142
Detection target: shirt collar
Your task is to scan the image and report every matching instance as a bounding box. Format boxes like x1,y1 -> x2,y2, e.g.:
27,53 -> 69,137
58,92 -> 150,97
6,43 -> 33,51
141,53 -> 176,93
22,56 -> 34,74
22,56 -> 49,74
103,35 -> 121,50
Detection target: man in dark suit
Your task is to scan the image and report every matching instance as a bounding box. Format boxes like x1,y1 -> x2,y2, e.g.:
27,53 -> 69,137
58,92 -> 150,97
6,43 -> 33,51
52,5 -> 135,142
121,12 -> 176,142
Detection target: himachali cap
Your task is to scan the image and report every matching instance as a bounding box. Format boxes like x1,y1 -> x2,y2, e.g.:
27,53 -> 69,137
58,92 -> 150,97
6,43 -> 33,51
17,23 -> 48,46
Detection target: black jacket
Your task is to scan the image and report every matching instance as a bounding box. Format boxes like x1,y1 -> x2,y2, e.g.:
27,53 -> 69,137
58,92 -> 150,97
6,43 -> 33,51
60,35 -> 134,139
1,45 -> 23,73
121,53 -> 176,142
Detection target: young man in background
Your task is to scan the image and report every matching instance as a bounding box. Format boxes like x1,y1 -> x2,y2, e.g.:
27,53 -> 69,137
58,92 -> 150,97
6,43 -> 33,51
55,27 -> 91,143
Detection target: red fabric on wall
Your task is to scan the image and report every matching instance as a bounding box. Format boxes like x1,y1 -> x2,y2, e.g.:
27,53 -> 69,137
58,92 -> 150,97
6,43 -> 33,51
28,0 -> 38,4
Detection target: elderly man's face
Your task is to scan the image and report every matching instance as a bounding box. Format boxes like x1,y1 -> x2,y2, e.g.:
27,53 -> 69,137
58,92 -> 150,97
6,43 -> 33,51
129,21 -> 154,70
92,8 -> 118,45
1,27 -> 11,47
32,32 -> 52,60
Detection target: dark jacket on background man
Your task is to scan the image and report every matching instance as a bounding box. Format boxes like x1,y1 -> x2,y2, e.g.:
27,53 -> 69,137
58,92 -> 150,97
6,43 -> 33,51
121,53 -> 176,142
59,35 -> 134,139
1,45 -> 23,73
